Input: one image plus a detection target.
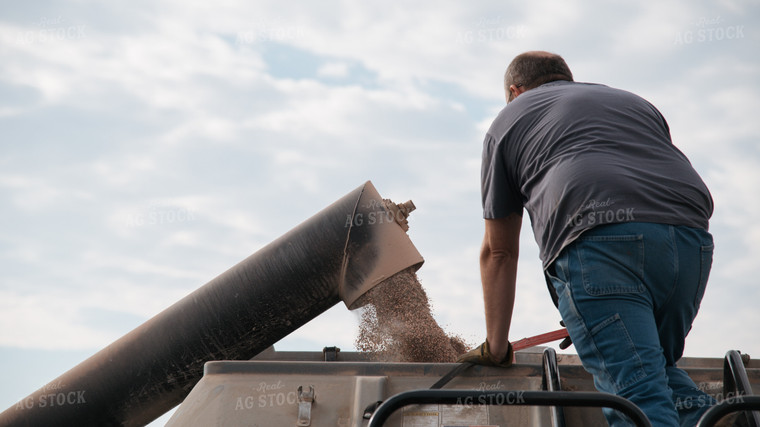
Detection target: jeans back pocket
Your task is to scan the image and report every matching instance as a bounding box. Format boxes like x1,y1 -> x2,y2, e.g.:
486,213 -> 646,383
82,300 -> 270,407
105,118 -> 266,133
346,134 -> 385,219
577,234 -> 645,296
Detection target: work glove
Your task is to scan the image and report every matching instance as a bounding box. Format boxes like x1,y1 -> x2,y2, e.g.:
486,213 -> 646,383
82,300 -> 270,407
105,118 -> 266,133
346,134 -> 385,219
456,340 -> 513,368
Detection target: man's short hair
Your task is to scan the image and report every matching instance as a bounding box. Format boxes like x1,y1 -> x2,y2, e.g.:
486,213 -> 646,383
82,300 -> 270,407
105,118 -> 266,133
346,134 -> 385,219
504,51 -> 574,91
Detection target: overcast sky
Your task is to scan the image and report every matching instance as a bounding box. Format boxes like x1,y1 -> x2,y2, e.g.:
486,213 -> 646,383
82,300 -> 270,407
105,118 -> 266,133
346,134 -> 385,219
1,1 -> 758,424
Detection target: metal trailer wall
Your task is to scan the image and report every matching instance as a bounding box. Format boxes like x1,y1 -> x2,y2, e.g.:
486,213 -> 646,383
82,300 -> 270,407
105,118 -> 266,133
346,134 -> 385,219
165,350 -> 760,427
0,181 -> 423,427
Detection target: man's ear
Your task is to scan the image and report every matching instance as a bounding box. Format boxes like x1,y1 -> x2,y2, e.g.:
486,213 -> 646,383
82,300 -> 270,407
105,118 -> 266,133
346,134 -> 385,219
509,84 -> 526,100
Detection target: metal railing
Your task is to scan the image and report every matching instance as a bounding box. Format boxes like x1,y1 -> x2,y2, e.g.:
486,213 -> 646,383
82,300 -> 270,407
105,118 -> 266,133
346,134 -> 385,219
696,396 -> 760,427
697,350 -> 760,427
366,389 -> 652,427
695,350 -> 760,427
542,347 -> 566,427
724,351 -> 755,401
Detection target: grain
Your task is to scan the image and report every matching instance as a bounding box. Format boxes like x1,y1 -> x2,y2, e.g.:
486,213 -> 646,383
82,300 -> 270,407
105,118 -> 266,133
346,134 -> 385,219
354,267 -> 469,362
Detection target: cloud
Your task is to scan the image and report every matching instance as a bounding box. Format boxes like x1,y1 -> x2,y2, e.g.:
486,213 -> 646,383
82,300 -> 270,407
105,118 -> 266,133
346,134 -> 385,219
0,174 -> 92,211
0,287 -> 170,350
317,61 -> 350,78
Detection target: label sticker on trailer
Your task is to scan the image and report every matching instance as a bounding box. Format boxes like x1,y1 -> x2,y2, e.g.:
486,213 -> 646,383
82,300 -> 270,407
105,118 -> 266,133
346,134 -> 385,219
401,404 -> 491,427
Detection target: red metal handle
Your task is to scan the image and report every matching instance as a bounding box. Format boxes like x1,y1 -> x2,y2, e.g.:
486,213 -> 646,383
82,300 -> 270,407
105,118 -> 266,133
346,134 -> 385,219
512,328 -> 570,351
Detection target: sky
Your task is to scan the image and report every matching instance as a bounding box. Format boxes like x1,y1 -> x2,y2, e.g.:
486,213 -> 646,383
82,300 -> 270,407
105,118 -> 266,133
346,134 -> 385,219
0,0 -> 758,425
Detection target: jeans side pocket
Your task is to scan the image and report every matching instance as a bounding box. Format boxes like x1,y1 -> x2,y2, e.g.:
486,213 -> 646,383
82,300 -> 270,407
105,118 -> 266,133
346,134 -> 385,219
694,244 -> 714,308
590,313 -> 647,392
577,234 -> 645,296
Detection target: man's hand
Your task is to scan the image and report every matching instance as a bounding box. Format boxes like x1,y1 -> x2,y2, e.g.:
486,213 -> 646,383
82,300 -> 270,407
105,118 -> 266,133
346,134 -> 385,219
456,340 -> 514,368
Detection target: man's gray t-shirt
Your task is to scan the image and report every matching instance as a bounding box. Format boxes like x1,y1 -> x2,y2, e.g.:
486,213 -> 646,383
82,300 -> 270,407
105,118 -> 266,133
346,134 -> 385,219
481,80 -> 713,268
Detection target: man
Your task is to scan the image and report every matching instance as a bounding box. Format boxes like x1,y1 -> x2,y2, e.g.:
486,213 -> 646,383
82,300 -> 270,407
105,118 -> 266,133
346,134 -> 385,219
458,51 -> 716,426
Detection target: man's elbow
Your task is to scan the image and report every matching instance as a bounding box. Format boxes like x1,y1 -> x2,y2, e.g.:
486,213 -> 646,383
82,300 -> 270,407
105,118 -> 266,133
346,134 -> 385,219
481,245 -> 519,265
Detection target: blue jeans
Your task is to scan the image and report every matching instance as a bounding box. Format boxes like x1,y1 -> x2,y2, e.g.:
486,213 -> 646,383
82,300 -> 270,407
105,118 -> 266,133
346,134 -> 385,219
547,222 -> 714,426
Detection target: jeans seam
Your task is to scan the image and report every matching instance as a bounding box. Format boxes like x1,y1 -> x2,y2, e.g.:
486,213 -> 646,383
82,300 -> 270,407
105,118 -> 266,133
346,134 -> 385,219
560,253 -> 617,389
671,225 -> 679,300
694,244 -> 714,308
655,225 -> 679,318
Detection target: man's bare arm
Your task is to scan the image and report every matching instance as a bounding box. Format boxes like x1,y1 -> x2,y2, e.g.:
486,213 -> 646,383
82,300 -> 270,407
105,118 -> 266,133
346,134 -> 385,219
480,213 -> 522,361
